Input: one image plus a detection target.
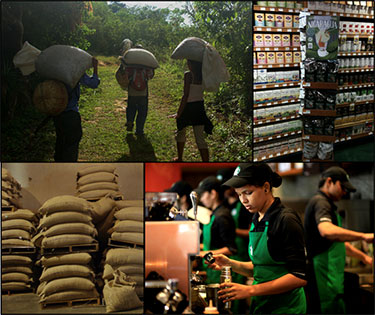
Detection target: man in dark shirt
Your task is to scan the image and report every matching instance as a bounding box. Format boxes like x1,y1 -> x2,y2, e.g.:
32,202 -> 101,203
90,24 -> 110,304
195,176 -> 237,284
304,166 -> 373,314
53,57 -> 100,161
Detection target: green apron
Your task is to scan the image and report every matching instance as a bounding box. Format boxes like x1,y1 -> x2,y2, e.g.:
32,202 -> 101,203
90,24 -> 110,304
202,214 -> 221,284
249,221 -> 307,314
313,212 -> 346,314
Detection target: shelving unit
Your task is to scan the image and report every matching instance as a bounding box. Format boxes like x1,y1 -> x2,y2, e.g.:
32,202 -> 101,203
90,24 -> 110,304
253,2 -> 302,161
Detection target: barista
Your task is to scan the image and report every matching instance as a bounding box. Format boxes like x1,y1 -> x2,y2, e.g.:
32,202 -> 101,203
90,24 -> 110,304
207,163 -> 307,314
195,176 -> 237,284
304,166 -> 374,314
165,180 -> 193,212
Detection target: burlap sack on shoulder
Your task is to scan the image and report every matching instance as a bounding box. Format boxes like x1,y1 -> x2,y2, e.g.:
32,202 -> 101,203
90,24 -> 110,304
40,253 -> 92,268
2,272 -> 31,283
41,234 -> 96,248
2,255 -> 32,266
77,165 -> 116,178
2,266 -> 33,275
114,207 -> 143,222
2,282 -> 31,291
39,195 -> 92,215
2,209 -> 36,222
2,219 -> 35,232
40,264 -> 94,282
77,182 -> 119,193
105,248 -> 143,267
111,232 -> 143,245
2,239 -> 34,247
113,220 -> 143,233
116,200 -> 143,208
40,288 -> 99,303
2,229 -> 31,240
103,270 -> 143,313
41,277 -> 95,296
77,172 -> 118,186
44,223 -> 97,237
38,212 -> 92,229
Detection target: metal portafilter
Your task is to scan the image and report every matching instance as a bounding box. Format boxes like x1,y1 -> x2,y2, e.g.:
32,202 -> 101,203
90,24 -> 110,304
190,191 -> 198,221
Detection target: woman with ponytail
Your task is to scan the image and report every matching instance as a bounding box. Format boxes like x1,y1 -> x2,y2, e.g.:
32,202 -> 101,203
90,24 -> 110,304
207,163 -> 307,314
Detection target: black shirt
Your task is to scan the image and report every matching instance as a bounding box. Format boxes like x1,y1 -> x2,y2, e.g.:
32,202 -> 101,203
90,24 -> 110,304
252,198 -> 306,280
210,204 -> 237,255
304,191 -> 339,260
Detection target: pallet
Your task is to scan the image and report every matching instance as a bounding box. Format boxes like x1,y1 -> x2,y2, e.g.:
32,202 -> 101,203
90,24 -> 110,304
40,296 -> 101,308
41,243 -> 99,256
108,238 -> 144,249
2,246 -> 36,254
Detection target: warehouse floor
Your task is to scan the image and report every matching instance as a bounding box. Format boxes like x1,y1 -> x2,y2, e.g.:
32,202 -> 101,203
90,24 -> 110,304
1,293 -> 144,314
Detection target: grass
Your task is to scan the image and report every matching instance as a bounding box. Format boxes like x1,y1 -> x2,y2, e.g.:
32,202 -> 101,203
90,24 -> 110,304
1,56 -> 252,161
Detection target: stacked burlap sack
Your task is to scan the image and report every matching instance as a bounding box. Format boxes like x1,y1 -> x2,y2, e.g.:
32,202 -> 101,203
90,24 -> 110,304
102,247 -> 144,301
36,253 -> 99,304
2,168 -> 22,208
76,165 -> 123,201
108,200 -> 144,246
2,255 -> 34,292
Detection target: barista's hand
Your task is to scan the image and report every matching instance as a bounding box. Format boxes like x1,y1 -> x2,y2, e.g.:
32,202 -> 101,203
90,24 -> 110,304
204,254 -> 231,271
218,282 -> 250,302
362,233 -> 374,243
362,255 -> 373,266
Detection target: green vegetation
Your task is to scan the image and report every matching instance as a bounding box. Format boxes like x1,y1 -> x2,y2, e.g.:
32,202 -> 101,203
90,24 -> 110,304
1,1 -> 252,161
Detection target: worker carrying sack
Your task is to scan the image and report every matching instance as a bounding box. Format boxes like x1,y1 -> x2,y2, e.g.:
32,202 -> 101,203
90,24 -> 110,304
171,37 -> 230,92
35,45 -> 93,88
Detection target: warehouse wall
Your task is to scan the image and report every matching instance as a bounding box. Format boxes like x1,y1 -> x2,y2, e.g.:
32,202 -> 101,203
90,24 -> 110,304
2,163 -> 143,211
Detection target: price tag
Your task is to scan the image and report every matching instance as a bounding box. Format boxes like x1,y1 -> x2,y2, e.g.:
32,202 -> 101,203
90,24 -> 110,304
260,7 -> 266,11
304,82 -> 311,87
270,7 -> 275,11
266,120 -> 270,123
353,53 -> 357,56
291,115 -> 295,119
256,27 -> 261,31
282,117 -> 286,120
282,100 -> 288,103
265,47 -> 270,51
257,121 -> 262,125
268,65 -> 273,68
333,13 -> 337,16
360,14 -> 364,18
347,136 -> 352,140
269,154 -> 274,158
275,84 -> 279,87
268,137 -> 273,140
291,132 -> 295,135
266,28 -> 272,31
341,138 -> 345,142
370,132 -> 373,136
274,47 -> 279,51
262,85 -> 267,89
290,149 -> 295,153
335,139 -> 339,143
277,152 -> 281,156
287,29 -> 292,32
318,11 -> 323,14
288,9 -> 293,13
277,28 -> 282,32
282,84 -> 287,86
254,158 -> 258,162
285,64 -> 290,67
266,102 -> 271,106
276,118 -> 280,121
277,135 -> 281,138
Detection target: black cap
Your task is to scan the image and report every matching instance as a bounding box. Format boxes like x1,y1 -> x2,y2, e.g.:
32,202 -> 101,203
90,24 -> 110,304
165,181 -> 193,197
322,166 -> 356,192
223,163 -> 282,188
195,176 -> 221,195
216,168 -> 236,183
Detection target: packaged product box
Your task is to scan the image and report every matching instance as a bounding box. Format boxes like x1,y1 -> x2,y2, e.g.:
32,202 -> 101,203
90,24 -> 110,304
257,1 -> 268,6
254,34 -> 265,47
276,52 -> 284,64
286,1 -> 295,9
282,34 -> 291,47
293,51 -> 301,63
267,71 -> 276,83
254,52 -> 257,64
292,34 -> 300,46
258,69 -> 268,83
267,52 -> 276,64
257,52 -> 267,64
284,51 -> 293,63
354,23 -> 360,34
265,14 -> 275,27
255,13 -> 265,27
275,14 -> 284,27
268,1 -> 277,7
293,16 -> 299,28
284,15 -> 293,28
272,34 -> 282,47
264,34 -> 273,47
276,1 -> 286,7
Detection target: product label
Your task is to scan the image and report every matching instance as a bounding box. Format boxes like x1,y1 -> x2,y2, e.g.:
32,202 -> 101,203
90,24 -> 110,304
264,34 -> 273,47
273,34 -> 282,47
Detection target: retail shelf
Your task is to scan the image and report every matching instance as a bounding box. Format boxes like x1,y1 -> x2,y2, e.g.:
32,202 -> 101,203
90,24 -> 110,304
254,63 -> 299,69
306,10 -> 374,19
254,26 -> 299,33
338,52 -> 374,57
254,98 -> 300,109
303,82 -> 339,90
336,100 -> 374,108
339,68 -> 374,74
253,5 -> 301,14
340,34 -> 374,38
254,81 -> 300,90
339,83 -> 374,90
302,109 -> 336,117
302,134 -> 336,142
334,131 -> 373,143
254,46 -> 300,52
254,115 -> 299,126
254,147 -> 302,162
254,130 -> 302,143
335,119 -> 374,129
